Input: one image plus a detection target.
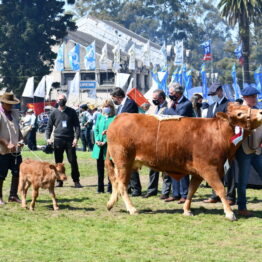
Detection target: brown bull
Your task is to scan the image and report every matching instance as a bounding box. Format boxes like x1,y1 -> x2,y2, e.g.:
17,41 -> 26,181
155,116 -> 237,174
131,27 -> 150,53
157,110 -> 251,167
106,103 -> 262,220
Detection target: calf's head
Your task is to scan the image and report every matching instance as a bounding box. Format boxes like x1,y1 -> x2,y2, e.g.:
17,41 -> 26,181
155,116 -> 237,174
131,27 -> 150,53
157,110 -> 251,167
50,163 -> 67,181
216,103 -> 262,130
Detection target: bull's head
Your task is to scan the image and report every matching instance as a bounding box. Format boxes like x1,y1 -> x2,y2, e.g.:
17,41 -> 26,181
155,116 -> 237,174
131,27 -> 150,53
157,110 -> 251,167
216,103 -> 262,130
50,163 -> 67,181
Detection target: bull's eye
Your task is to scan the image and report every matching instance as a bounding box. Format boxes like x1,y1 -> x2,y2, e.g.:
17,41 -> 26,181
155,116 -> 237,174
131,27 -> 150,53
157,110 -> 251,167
237,112 -> 242,117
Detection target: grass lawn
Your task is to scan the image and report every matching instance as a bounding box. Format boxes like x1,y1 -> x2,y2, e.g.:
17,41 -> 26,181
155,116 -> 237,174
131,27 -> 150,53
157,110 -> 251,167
0,138 -> 262,262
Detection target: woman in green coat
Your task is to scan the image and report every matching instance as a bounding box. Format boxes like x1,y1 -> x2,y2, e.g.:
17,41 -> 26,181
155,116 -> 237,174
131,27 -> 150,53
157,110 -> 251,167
92,100 -> 116,193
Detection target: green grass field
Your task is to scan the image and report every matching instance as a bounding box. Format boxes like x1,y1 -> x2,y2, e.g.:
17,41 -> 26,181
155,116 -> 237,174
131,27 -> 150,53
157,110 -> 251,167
0,142 -> 262,262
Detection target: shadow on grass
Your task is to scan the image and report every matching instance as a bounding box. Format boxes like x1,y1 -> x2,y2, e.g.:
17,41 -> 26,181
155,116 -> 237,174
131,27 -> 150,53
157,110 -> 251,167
139,206 -> 262,219
45,204 -> 96,212
37,197 -> 89,203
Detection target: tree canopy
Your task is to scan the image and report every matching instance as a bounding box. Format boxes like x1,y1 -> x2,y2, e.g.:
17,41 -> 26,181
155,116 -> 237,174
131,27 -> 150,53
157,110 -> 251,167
0,0 -> 76,96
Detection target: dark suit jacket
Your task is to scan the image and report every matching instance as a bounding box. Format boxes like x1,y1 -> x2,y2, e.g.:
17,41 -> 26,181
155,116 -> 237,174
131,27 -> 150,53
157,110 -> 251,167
174,96 -> 194,117
207,97 -> 229,118
117,97 -> 138,114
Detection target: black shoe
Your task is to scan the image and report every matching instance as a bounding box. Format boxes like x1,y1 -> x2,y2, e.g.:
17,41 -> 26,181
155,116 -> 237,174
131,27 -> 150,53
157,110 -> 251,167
131,192 -> 141,197
143,193 -> 157,198
74,182 -> 83,188
56,181 -> 63,187
8,195 -> 21,203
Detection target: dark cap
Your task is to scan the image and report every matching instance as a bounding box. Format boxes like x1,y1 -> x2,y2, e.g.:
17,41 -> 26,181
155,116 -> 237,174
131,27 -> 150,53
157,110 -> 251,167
208,82 -> 222,95
241,86 -> 259,96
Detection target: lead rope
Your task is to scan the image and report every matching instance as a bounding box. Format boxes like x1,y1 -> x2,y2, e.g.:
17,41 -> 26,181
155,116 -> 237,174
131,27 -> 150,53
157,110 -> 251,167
22,145 -> 44,162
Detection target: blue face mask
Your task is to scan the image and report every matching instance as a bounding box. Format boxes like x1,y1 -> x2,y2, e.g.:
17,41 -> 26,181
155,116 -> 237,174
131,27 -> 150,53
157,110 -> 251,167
102,107 -> 111,115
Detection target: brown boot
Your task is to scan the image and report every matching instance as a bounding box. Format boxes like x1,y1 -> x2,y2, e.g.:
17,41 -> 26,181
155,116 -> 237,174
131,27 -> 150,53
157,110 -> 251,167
0,180 -> 5,205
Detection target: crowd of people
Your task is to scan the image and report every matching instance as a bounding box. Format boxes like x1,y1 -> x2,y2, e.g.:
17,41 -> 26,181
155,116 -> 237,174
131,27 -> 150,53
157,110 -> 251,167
0,81 -> 261,217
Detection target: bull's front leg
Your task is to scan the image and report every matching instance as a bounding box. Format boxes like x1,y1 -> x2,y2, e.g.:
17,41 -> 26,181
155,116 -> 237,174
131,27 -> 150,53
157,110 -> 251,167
183,175 -> 203,216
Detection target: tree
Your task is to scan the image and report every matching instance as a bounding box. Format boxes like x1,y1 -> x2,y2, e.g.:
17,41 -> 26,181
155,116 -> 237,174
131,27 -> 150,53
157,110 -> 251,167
218,0 -> 262,84
0,0 -> 77,96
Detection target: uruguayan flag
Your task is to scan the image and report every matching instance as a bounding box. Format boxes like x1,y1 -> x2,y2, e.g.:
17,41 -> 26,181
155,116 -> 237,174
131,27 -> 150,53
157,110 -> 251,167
174,41 -> 183,65
55,44 -> 64,71
69,43 -> 80,71
85,41 -> 96,70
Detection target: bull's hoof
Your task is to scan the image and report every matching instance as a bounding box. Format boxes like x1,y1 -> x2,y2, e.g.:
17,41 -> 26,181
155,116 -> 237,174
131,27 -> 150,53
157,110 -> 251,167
29,207 -> 34,211
183,211 -> 194,217
128,207 -> 138,215
53,206 -> 59,211
107,202 -> 114,211
225,212 -> 237,221
21,205 -> 27,209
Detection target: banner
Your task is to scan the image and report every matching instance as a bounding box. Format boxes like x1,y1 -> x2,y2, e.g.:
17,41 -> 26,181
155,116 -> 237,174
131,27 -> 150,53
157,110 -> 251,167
99,43 -> 109,70
160,42 -> 167,68
142,41 -> 151,68
45,75 -> 53,100
171,68 -> 178,83
115,73 -> 130,88
22,77 -> 34,98
80,81 -> 96,98
69,43 -> 80,71
201,64 -> 208,99
184,70 -> 192,98
231,63 -> 241,99
34,76 -> 46,98
27,101 -> 56,115
174,41 -> 184,65
55,44 -> 64,71
112,44 -> 121,72
67,72 -> 80,107
128,44 -> 136,70
254,65 -> 262,95
85,41 -> 96,70
201,40 -> 212,61
234,44 -> 244,65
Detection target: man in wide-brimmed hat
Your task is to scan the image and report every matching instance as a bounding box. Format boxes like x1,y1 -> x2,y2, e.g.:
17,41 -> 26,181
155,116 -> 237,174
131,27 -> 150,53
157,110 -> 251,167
0,92 -> 23,205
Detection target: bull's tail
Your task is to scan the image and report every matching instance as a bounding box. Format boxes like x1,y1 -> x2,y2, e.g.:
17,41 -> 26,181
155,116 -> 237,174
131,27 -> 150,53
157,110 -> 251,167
105,150 -> 119,211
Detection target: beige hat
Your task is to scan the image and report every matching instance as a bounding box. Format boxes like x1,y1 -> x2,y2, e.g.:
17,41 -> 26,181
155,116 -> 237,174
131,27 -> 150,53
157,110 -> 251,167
0,92 -> 20,104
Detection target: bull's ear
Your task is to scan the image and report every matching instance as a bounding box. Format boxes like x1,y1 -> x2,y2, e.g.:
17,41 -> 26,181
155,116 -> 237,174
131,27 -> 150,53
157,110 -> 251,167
216,112 -> 229,120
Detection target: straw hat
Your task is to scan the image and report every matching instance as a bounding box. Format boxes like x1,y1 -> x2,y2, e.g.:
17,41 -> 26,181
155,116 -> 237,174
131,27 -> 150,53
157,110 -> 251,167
0,92 -> 20,104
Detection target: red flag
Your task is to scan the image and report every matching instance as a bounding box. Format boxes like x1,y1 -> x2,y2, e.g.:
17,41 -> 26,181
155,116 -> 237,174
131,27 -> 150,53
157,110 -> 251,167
26,101 -> 56,115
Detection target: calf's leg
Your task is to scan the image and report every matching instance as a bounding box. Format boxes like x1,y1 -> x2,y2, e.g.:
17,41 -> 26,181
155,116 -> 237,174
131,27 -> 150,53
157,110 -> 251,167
183,175 -> 203,216
30,187 -> 39,211
49,185 -> 59,211
21,181 -> 30,209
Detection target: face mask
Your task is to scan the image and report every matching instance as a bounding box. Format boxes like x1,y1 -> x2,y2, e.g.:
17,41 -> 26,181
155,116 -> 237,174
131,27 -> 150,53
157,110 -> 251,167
169,95 -> 178,101
212,95 -> 220,103
102,107 -> 111,115
152,99 -> 160,106
58,99 -> 66,107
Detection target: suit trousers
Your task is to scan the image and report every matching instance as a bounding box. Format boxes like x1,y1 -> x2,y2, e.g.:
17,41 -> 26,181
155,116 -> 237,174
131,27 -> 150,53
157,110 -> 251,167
96,146 -> 112,193
161,174 -> 172,196
171,175 -> 189,199
130,170 -> 142,195
146,169 -> 159,195
54,138 -> 80,183
210,161 -> 236,202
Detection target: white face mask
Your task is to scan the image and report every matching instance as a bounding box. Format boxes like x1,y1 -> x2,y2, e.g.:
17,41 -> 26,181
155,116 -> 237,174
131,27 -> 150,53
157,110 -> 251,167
212,95 -> 220,103
102,107 -> 111,115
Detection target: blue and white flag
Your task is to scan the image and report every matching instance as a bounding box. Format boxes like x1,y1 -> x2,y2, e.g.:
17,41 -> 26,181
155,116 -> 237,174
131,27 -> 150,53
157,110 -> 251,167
55,44 -> 64,71
69,43 -> 80,71
222,84 -> 234,101
174,41 -> 184,65
182,64 -> 187,86
178,66 -> 183,86
234,44 -> 244,65
201,40 -> 212,61
84,41 -> 96,70
158,70 -> 169,95
201,64 -> 208,99
171,68 -> 178,83
184,70 -> 192,98
254,65 -> 262,94
231,63 -> 241,99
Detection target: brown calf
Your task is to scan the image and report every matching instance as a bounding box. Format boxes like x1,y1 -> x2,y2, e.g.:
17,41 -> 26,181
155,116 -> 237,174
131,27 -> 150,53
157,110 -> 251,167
19,159 -> 67,210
